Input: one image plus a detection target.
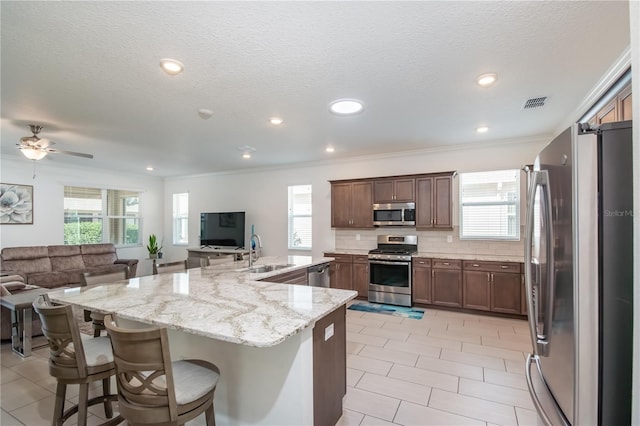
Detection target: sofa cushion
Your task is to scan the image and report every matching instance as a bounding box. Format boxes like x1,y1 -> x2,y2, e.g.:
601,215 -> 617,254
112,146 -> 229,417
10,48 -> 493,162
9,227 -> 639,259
81,244 -> 117,267
1,246 -> 49,260
50,254 -> 86,272
27,271 -> 73,288
80,243 -> 116,255
1,257 -> 52,278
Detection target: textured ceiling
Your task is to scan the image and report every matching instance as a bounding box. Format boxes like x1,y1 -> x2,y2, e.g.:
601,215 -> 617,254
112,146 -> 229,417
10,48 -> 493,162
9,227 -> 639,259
0,1 -> 630,177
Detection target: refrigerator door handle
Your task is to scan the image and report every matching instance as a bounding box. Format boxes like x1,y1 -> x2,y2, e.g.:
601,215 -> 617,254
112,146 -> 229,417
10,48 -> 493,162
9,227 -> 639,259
525,354 -> 554,426
525,170 -> 554,356
526,354 -> 570,426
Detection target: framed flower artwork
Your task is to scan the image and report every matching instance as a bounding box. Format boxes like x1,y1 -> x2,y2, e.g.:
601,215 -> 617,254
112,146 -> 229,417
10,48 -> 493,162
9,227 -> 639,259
0,183 -> 33,224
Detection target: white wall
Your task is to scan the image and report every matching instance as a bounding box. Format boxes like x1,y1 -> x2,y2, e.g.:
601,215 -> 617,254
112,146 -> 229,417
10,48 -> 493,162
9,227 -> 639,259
0,155 -> 164,268
163,136 -> 548,261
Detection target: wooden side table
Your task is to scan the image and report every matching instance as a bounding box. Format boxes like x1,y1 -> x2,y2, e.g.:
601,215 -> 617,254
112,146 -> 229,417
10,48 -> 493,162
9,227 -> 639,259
0,287 -> 50,357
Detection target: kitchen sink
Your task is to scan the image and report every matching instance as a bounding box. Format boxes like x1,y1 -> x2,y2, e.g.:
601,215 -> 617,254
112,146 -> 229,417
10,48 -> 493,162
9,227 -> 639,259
247,264 -> 295,273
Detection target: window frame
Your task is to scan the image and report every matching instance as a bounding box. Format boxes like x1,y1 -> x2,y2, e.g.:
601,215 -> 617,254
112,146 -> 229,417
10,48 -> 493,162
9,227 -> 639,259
458,169 -> 521,241
172,192 -> 189,246
287,184 -> 312,250
64,186 -> 142,247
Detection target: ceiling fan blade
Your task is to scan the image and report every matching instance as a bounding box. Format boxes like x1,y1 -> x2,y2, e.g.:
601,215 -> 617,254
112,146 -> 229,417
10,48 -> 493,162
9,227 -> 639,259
45,148 -> 94,159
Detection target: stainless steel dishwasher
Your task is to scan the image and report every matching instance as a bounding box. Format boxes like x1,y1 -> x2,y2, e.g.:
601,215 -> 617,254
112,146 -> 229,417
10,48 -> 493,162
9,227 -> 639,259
307,263 -> 330,287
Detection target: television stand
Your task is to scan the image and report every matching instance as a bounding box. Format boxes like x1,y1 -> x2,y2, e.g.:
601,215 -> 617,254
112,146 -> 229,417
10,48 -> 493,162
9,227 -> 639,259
187,246 -> 250,262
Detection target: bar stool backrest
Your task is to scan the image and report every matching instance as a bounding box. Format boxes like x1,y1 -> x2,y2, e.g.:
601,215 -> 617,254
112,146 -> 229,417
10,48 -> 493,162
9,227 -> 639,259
104,315 -> 179,423
153,260 -> 187,275
81,266 -> 130,286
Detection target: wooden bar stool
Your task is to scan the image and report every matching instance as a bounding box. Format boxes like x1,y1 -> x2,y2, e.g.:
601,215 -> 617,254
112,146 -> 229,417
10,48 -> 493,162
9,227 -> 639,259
81,267 -> 130,337
104,314 -> 220,426
32,295 -> 122,426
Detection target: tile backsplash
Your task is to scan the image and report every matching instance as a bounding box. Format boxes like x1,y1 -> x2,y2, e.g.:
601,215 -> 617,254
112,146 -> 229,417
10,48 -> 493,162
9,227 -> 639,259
334,227 -> 524,258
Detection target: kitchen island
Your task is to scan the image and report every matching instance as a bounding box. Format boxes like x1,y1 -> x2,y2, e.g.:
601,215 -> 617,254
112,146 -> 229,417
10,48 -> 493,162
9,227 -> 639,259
47,256 -> 356,426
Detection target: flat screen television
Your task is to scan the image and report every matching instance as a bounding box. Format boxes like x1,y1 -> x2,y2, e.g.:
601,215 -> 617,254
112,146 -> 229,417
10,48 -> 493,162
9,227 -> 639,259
200,212 -> 246,248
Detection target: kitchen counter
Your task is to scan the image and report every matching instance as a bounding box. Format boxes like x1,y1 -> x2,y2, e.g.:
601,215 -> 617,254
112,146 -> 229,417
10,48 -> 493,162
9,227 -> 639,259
47,255 -> 354,425
47,255 -> 350,347
414,252 -> 524,263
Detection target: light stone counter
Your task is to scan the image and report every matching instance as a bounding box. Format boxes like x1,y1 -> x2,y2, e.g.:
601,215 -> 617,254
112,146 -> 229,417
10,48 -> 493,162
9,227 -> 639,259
47,255 -> 354,348
414,252 -> 525,263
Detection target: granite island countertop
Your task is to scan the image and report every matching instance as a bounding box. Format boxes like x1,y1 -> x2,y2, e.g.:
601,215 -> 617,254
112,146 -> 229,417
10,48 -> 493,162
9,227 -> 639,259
47,255 -> 356,348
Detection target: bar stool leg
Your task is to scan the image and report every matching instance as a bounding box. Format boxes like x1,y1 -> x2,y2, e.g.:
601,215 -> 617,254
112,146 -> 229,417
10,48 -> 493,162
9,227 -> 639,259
206,403 -> 215,426
78,383 -> 89,426
102,377 -> 113,418
53,382 -> 66,426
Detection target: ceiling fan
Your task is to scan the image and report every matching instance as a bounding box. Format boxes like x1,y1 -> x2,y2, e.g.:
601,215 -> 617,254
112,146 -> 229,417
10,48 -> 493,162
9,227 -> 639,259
18,124 -> 93,160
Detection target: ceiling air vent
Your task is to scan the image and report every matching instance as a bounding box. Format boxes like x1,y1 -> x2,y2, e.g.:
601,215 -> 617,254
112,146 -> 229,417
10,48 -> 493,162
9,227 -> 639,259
522,96 -> 547,109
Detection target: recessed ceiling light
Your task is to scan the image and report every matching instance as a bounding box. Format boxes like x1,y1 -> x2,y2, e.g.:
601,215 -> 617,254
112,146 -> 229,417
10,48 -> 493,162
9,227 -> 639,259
160,58 -> 184,75
476,126 -> 489,133
242,152 -> 251,159
269,117 -> 284,125
329,99 -> 364,115
476,73 -> 497,87
146,166 -> 154,171
326,146 -> 335,153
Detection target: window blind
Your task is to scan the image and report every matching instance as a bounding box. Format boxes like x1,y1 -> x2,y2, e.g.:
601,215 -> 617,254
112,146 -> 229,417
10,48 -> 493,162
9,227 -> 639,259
459,170 -> 520,240
288,185 -> 312,250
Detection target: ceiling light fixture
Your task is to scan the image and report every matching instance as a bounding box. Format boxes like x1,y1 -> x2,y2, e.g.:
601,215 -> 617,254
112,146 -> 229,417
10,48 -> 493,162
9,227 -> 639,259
198,109 -> 214,120
238,145 -> 256,159
325,146 -> 335,153
20,147 -> 47,160
269,117 -> 284,125
160,58 -> 184,75
329,99 -> 364,115
146,166 -> 154,171
476,126 -> 489,133
476,73 -> 497,87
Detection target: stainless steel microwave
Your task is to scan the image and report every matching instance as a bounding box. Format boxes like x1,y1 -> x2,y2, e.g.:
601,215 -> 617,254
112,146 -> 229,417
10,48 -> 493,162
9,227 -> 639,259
372,202 -> 416,226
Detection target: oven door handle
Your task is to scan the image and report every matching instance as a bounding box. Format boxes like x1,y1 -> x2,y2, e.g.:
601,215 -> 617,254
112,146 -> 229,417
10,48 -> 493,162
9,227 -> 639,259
368,260 -> 411,266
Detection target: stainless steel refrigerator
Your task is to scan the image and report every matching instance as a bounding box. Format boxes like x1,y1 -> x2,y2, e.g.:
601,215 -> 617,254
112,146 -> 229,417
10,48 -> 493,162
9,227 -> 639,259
524,121 -> 633,425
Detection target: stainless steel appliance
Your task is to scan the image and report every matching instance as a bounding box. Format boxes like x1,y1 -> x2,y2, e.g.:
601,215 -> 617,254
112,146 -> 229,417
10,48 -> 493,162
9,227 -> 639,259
307,263 -> 330,288
372,202 -> 416,226
525,121 -> 633,425
368,235 -> 417,307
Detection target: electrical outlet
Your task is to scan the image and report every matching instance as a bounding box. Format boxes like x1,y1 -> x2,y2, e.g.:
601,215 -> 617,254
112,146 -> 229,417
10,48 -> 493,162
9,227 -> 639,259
447,235 -> 453,243
356,234 -> 361,241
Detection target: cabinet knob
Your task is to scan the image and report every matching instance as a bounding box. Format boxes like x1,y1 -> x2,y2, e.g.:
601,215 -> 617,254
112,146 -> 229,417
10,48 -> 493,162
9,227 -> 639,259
500,265 -> 509,269
443,262 -> 450,266
472,264 -> 480,267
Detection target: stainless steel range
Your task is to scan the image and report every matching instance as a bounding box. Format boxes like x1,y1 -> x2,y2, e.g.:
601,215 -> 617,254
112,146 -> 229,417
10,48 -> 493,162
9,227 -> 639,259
368,235 -> 417,307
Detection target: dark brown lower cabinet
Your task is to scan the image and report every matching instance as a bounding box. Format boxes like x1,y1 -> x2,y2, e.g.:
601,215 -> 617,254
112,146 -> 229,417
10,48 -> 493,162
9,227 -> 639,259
352,255 -> 369,298
412,257 -> 432,304
313,305 -> 346,426
521,274 -> 527,315
491,271 -> 522,314
325,253 -> 354,291
463,270 -> 491,311
431,259 -> 462,307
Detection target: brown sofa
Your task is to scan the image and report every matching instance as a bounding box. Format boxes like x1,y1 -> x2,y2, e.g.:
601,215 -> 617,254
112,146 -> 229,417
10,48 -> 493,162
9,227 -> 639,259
0,243 -> 138,289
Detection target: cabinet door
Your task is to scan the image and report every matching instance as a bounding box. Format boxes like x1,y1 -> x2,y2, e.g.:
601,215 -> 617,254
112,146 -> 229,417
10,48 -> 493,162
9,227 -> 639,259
373,180 -> 394,203
412,266 -> 432,304
351,182 -> 373,228
521,274 -> 527,315
394,178 -> 415,202
434,176 -> 452,228
331,183 -> 352,228
353,262 -> 369,298
619,84 -> 632,121
415,177 -> 434,228
463,271 -> 491,311
432,269 -> 462,307
337,262 -> 354,290
491,272 -> 521,314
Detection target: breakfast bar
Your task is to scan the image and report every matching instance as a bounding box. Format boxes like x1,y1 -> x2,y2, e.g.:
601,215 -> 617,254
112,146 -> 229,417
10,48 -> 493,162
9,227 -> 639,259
47,256 -> 357,426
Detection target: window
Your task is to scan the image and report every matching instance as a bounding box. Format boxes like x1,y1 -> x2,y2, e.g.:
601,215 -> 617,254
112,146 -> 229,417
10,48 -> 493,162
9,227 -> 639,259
288,185 -> 312,250
173,192 -> 189,245
64,186 -> 141,246
459,170 -> 520,240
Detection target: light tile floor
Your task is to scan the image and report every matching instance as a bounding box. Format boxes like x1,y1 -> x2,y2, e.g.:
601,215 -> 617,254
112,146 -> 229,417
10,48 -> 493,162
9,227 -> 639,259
1,307 -> 536,425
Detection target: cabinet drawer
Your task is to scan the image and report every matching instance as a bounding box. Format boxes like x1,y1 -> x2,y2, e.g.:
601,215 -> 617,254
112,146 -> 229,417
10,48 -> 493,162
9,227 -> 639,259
432,259 -> 461,270
412,257 -> 432,268
463,261 -> 521,273
324,253 -> 353,263
353,255 -> 369,264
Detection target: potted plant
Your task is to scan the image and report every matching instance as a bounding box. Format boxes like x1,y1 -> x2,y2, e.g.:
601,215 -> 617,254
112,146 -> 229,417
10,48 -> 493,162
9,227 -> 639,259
147,234 -> 163,259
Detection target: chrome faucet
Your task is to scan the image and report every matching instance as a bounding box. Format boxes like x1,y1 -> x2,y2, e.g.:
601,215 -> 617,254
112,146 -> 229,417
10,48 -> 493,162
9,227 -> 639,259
248,233 -> 262,268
